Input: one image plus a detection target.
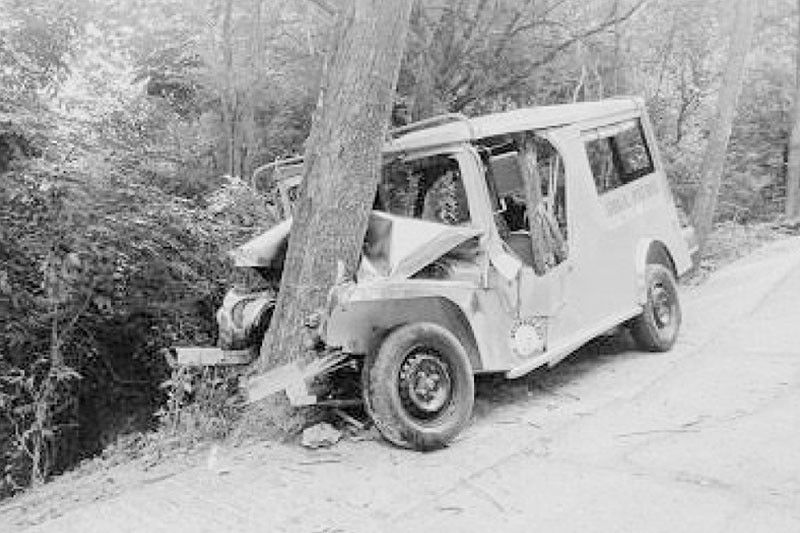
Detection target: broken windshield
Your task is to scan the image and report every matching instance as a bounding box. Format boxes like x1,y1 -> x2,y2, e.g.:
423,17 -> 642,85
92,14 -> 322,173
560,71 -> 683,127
376,154 -> 470,226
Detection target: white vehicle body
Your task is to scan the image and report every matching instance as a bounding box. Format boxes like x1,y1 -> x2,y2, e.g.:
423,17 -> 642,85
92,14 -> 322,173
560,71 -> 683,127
174,97 -> 695,450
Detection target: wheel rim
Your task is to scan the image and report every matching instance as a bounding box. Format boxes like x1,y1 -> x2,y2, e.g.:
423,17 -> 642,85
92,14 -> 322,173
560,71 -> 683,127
650,281 -> 673,329
398,349 -> 453,420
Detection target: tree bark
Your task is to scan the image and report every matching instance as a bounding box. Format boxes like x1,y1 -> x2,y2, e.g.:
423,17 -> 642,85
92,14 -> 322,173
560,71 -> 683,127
407,2 -> 437,121
515,133 -> 547,275
256,0 -> 414,370
786,0 -> 800,219
221,0 -> 236,177
690,0 -> 756,246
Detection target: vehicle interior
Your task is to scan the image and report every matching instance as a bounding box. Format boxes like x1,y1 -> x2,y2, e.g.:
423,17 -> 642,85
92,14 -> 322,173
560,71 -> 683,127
376,154 -> 471,226
476,133 -> 568,275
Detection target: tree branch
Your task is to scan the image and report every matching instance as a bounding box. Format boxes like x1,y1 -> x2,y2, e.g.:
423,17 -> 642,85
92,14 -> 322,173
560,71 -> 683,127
54,283 -> 95,355
453,0 -> 649,110
305,0 -> 338,16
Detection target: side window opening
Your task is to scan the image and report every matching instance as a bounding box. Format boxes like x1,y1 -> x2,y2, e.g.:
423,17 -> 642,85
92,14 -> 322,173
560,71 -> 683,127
477,133 -> 568,275
585,119 -> 654,194
377,154 -> 470,226
586,137 -> 620,193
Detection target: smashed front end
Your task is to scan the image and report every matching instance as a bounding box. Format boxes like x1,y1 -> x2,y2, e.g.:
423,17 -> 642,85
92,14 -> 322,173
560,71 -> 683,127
170,151 -> 485,407
167,220 -> 288,368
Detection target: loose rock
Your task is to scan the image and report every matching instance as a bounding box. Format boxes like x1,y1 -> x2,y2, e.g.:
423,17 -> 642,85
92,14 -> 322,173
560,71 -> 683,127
301,423 -> 342,449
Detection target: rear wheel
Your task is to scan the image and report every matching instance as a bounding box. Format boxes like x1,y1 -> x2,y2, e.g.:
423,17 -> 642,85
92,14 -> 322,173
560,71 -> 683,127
362,322 -> 474,451
630,263 -> 681,351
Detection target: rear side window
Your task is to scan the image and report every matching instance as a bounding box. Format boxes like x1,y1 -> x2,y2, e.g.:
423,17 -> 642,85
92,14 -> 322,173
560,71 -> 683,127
584,119 -> 654,194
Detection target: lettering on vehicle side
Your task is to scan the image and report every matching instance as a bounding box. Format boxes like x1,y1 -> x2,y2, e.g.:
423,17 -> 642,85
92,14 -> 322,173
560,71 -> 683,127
601,179 -> 660,224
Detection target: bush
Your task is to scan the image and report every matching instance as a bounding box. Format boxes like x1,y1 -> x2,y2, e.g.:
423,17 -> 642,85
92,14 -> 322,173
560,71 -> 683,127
0,150 -> 276,497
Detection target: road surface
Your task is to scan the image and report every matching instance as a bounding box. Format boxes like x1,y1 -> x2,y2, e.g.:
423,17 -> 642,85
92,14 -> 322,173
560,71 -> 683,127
5,237 -> 800,532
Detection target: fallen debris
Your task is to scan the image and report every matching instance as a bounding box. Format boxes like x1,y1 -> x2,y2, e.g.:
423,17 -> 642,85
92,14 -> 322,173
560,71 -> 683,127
301,423 -> 342,449
349,427 -> 380,442
205,444 -> 231,475
333,409 -> 366,431
296,458 -> 343,466
772,217 -> 800,234
245,352 -> 351,406
615,427 -> 700,438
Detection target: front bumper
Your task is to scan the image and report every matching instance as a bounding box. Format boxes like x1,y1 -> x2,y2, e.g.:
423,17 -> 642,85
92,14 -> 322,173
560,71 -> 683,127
165,347 -> 254,368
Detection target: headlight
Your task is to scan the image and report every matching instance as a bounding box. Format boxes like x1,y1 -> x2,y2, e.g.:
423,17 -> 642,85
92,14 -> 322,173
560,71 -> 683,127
217,289 -> 274,350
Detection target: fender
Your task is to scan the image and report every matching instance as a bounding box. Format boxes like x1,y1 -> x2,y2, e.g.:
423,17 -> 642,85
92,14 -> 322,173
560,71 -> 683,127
325,292 -> 483,371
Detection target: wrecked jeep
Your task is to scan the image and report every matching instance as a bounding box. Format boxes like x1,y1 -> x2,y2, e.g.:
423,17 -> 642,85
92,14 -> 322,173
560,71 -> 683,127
172,98 -> 696,450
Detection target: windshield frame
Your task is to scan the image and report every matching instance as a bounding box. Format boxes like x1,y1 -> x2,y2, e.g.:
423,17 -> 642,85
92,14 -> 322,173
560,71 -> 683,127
375,145 -> 481,229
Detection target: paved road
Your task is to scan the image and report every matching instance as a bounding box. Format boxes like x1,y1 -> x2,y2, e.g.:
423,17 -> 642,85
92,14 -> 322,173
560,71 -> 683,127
9,238 -> 800,532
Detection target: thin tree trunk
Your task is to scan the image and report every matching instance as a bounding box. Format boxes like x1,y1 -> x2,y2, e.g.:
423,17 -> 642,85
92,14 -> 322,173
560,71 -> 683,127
256,0 -> 414,370
409,2 -> 436,121
652,8 -> 679,104
612,0 -> 621,95
240,0 -> 263,179
515,134 -> 547,275
222,0 -> 236,177
31,264 -> 62,487
786,0 -> 800,218
690,0 -> 756,247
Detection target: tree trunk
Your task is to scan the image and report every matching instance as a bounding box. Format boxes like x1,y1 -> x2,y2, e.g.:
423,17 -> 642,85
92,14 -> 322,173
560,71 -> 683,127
690,0 -> 756,247
222,0 -> 236,177
786,0 -> 800,219
408,2 -> 436,121
240,0 -> 264,180
411,58 -> 436,121
256,0 -> 414,370
515,133 -> 548,275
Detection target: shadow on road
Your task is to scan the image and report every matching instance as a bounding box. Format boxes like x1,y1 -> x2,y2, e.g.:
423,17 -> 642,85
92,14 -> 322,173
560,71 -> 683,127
472,330 -> 639,420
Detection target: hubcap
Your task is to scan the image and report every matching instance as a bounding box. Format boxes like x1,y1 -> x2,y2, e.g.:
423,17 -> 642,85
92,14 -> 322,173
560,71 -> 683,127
651,282 -> 673,328
399,350 -> 452,418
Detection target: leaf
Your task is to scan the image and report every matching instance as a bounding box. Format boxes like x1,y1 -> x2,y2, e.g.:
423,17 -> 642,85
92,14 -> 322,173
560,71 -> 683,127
93,295 -> 113,313
0,270 -> 11,295
52,366 -> 82,381
13,404 -> 34,416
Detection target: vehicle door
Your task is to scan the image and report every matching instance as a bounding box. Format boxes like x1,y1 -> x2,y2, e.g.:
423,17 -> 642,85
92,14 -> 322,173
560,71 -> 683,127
544,124 -> 645,350
484,123 -> 640,363
482,130 -> 574,360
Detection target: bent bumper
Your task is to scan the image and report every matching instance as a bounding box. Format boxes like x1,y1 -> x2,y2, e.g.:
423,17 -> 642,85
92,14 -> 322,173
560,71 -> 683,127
165,347 -> 254,368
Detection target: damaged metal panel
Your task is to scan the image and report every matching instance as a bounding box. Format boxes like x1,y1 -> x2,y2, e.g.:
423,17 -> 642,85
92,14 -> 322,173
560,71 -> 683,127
228,218 -> 292,269
244,351 -> 351,406
324,279 -> 524,373
229,210 -> 483,282
167,347 -> 253,367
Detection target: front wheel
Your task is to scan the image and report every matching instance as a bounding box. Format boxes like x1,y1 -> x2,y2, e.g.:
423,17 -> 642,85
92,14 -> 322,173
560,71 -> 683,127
630,263 -> 682,351
363,322 -> 474,451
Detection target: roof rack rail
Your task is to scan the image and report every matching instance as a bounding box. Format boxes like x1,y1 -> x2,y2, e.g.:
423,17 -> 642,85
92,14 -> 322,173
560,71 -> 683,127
387,113 -> 473,140
256,155 -> 304,172
251,155 -> 304,189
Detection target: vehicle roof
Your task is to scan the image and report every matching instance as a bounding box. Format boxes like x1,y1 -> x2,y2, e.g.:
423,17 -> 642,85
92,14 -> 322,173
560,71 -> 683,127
384,97 -> 642,154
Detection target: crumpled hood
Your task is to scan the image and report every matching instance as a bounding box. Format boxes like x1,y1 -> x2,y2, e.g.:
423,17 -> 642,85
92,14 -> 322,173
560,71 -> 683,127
228,217 -> 292,269
228,211 -> 482,279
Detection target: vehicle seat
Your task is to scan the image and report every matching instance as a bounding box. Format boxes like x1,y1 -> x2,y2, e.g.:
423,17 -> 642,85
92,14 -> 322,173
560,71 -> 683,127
506,231 -> 534,266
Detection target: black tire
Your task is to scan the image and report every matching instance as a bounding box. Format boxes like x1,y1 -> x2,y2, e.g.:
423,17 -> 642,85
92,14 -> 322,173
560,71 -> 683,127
362,322 -> 474,451
630,263 -> 681,352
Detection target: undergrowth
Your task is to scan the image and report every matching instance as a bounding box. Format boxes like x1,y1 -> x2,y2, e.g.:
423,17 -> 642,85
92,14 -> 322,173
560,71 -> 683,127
157,366 -> 243,445
684,218 -> 800,285
3,218 -> 799,519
